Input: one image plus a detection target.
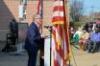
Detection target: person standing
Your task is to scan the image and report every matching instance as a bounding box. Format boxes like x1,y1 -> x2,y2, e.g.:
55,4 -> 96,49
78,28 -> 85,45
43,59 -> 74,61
9,19 -> 18,43
2,19 -> 18,52
24,14 -> 43,66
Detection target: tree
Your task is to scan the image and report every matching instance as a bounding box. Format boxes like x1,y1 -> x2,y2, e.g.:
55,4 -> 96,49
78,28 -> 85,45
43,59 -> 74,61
70,0 -> 84,22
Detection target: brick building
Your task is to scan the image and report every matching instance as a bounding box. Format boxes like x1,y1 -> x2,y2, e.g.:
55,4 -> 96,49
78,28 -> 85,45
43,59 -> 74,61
0,0 -> 53,41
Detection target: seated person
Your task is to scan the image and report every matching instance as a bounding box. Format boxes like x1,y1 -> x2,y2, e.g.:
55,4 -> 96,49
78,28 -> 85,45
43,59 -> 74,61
2,19 -> 18,52
79,30 -> 90,50
88,24 -> 100,52
72,28 -> 83,45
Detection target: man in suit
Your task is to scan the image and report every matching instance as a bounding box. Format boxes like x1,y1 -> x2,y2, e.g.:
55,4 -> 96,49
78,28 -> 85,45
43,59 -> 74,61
24,14 -> 43,66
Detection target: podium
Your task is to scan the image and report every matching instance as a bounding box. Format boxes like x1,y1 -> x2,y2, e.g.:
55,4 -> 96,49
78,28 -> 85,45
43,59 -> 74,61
44,37 -> 50,66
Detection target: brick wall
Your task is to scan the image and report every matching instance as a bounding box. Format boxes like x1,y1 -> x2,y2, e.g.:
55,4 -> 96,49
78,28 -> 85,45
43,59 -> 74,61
0,0 -> 53,41
0,0 -> 20,41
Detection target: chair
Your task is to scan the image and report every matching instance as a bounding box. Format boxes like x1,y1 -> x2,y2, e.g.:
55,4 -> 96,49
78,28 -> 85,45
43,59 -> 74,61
2,33 -> 17,52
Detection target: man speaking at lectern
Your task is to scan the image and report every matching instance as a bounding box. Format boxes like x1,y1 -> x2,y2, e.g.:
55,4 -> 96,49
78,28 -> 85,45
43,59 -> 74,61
24,14 -> 44,66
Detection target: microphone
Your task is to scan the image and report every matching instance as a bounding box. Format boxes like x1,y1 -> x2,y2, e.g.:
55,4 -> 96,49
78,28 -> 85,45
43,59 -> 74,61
44,25 -> 52,32
44,26 -> 52,29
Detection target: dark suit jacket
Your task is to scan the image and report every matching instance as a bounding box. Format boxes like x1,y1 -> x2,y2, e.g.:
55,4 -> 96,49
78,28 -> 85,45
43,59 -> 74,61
24,22 -> 43,50
10,21 -> 18,33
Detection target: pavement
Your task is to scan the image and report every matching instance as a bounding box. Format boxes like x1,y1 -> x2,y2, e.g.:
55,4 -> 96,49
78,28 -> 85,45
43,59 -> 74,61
70,46 -> 100,66
0,52 -> 28,66
0,41 -> 28,66
0,41 -> 100,66
0,41 -> 40,66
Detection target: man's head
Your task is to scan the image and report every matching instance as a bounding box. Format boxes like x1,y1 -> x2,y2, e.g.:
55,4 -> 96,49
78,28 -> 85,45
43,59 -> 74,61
33,14 -> 42,28
95,24 -> 100,32
12,19 -> 16,22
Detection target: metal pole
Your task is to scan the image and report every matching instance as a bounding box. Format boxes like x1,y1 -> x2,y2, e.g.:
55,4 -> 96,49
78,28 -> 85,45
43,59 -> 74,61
50,26 -> 52,66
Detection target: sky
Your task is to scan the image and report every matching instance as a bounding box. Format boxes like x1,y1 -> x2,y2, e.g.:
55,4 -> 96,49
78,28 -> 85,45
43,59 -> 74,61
84,0 -> 100,15
70,0 -> 100,15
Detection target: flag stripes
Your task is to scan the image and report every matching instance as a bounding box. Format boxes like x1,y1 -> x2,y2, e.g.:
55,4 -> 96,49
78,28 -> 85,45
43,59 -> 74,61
52,1 -> 64,25
52,26 -> 68,66
51,0 -> 69,66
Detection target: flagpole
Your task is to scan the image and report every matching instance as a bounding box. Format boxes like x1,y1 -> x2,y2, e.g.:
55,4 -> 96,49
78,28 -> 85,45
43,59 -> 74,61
63,1 -> 78,66
39,0 -> 44,66
63,0 -> 71,66
41,0 -> 43,34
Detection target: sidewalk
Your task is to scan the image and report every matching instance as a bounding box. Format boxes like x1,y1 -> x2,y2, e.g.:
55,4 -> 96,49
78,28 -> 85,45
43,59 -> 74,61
0,51 -> 28,66
0,41 -> 40,66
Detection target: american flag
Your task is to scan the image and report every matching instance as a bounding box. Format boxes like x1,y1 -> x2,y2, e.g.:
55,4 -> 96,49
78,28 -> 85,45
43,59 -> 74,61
51,0 -> 70,66
37,0 -> 43,19
37,0 -> 43,33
